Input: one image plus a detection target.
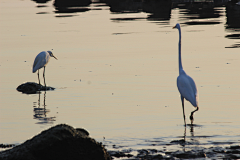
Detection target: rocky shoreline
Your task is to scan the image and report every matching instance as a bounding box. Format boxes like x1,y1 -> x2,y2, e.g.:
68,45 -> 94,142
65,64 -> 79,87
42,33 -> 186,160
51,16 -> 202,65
108,145 -> 240,159
1,124 -> 239,160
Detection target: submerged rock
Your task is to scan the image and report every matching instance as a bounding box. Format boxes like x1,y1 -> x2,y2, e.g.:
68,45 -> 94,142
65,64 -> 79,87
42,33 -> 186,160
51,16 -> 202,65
109,145 -> 240,159
171,150 -> 206,159
108,151 -> 133,158
16,82 -> 55,94
0,144 -> 15,149
0,124 -> 111,160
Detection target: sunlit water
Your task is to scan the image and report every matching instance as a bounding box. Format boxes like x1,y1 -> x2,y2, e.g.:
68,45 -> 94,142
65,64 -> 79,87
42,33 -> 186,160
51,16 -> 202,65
0,0 -> 239,156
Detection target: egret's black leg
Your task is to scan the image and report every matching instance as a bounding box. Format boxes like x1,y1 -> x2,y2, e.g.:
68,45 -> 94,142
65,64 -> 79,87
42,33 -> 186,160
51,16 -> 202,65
37,70 -> 41,85
190,106 -> 199,125
181,96 -> 186,126
43,66 -> 46,88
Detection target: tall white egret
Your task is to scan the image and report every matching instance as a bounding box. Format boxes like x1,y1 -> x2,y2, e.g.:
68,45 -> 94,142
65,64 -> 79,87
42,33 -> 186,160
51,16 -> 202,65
173,23 -> 199,126
32,51 -> 57,87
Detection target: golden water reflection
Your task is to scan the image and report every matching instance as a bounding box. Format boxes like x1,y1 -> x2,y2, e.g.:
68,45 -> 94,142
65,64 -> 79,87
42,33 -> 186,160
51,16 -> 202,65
33,92 -> 56,124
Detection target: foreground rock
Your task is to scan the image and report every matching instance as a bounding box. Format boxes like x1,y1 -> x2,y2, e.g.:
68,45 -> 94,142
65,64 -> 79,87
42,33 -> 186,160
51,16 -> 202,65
0,124 -> 111,160
16,82 -> 55,94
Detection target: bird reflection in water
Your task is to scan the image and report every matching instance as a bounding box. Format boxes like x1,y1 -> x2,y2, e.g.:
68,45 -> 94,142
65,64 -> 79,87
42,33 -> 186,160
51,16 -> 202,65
33,91 -> 56,124
180,124 -> 201,152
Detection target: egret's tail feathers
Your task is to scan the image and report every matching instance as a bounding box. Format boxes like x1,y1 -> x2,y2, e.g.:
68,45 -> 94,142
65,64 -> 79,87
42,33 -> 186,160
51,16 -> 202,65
189,95 -> 198,107
32,68 -> 37,73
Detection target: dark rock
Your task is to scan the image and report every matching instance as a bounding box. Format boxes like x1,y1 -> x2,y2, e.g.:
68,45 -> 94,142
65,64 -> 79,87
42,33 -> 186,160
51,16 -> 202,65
138,149 -> 150,155
0,144 -> 15,149
172,150 -> 206,159
165,151 -> 173,155
226,154 -> 240,159
212,147 -> 226,153
136,149 -> 165,159
76,128 -> 90,136
226,149 -> 240,154
107,144 -> 240,160
112,144 -> 126,149
229,145 -> 240,149
149,149 -> 158,154
108,151 -> 133,158
0,124 -> 111,160
170,139 -> 186,145
16,82 -> 55,94
151,154 -> 164,159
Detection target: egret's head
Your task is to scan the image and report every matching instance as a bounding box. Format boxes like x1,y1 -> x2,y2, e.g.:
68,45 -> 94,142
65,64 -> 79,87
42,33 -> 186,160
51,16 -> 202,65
173,23 -> 180,29
47,51 -> 57,60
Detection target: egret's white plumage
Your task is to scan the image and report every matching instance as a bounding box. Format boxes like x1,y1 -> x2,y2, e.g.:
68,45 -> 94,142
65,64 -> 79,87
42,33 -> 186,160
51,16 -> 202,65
32,51 -> 57,87
177,71 -> 198,107
173,23 -> 199,125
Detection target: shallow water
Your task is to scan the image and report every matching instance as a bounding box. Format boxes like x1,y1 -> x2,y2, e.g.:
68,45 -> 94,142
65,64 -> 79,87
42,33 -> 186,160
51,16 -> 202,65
0,0 -> 240,157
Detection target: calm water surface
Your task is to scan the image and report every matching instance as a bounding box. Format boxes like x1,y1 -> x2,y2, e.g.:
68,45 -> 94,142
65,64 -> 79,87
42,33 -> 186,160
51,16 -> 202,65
0,0 -> 239,155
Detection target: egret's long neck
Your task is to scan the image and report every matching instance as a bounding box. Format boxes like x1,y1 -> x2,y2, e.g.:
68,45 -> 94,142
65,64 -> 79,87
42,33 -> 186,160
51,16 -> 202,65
178,27 -> 183,74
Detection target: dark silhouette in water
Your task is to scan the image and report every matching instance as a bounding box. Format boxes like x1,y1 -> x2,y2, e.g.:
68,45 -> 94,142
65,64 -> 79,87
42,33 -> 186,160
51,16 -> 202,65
54,0 -> 91,7
106,0 -> 172,17
225,1 -> 240,48
54,0 -> 91,13
105,0 -> 142,13
55,7 -> 90,14
32,0 -> 51,3
143,0 -> 172,20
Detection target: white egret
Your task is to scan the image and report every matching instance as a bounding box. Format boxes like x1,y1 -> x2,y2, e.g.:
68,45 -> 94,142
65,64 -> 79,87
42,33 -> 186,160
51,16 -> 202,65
173,23 -> 199,126
32,51 -> 57,87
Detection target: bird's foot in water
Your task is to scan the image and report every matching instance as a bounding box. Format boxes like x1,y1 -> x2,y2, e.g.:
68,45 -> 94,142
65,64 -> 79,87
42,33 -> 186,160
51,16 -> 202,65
37,83 -> 51,90
190,115 -> 194,125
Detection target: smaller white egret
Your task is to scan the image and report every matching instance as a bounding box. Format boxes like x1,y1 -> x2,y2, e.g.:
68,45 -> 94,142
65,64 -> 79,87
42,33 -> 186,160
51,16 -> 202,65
32,51 -> 57,87
173,23 -> 199,126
